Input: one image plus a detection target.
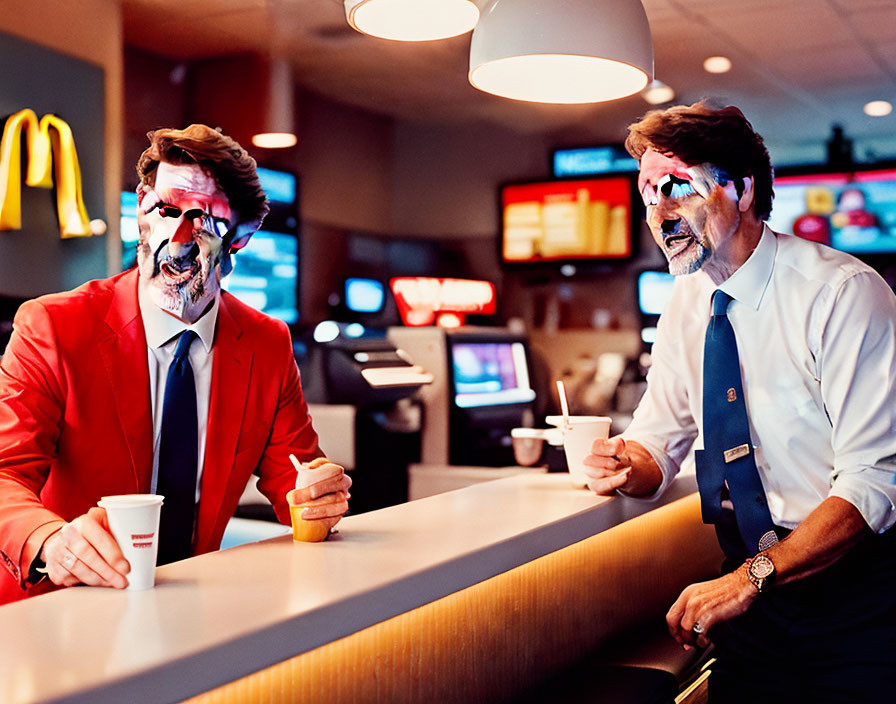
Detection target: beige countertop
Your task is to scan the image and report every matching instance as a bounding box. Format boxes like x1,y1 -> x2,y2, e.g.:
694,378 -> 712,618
1,472 -> 697,704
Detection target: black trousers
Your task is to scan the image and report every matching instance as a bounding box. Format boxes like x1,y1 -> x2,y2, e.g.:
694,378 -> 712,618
707,510 -> 896,704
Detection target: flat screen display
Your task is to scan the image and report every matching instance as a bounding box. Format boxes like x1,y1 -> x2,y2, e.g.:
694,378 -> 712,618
768,167 -> 896,254
222,230 -> 298,323
257,167 -> 297,204
345,277 -> 385,313
501,176 -> 633,263
553,146 -> 638,177
638,270 -> 675,316
451,341 -> 536,408
120,191 -> 140,270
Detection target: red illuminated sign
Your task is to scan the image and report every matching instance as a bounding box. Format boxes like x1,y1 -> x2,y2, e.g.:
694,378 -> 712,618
390,277 -> 496,327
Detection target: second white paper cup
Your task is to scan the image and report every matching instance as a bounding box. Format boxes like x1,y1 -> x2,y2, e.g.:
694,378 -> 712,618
97,494 -> 164,591
548,416 -> 612,488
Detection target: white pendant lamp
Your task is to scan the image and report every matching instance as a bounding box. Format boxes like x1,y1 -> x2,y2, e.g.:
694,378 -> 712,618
469,0 -> 654,104
345,0 -> 480,41
642,79 -> 675,105
251,58 -> 298,149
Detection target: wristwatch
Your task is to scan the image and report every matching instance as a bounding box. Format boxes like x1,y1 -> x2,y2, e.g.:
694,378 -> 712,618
745,554 -> 775,592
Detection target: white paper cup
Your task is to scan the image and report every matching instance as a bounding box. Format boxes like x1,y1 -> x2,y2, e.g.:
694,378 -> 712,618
97,494 -> 164,591
547,416 -> 612,488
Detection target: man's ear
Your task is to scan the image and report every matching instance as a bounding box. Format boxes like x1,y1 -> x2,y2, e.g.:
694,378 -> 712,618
738,176 -> 754,213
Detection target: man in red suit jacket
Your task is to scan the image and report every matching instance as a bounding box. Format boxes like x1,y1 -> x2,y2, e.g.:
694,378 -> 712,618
0,125 -> 350,605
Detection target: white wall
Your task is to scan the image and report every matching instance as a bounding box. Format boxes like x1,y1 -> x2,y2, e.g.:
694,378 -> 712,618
391,120 -> 552,238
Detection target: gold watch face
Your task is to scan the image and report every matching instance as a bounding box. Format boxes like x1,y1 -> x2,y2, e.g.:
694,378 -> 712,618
750,554 -> 775,580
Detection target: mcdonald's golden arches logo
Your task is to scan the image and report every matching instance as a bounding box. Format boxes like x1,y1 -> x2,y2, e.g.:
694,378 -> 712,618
0,108 -> 99,238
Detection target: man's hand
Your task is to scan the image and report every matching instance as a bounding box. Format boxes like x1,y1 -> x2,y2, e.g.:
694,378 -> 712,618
40,507 -> 130,589
666,567 -> 758,650
583,435 -> 632,494
292,457 -> 352,531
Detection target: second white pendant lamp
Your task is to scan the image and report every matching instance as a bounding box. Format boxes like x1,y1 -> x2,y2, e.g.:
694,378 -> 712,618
469,0 -> 654,104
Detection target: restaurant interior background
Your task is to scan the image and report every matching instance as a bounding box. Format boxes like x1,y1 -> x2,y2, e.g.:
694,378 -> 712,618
2,0 -> 896,499
4,4 -> 896,701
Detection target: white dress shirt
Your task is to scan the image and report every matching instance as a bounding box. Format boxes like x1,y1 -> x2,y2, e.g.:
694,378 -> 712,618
625,226 -> 896,533
138,285 -> 218,502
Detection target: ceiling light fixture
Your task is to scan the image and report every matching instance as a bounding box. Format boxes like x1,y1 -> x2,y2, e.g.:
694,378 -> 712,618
251,58 -> 298,149
703,56 -> 732,74
642,79 -> 675,105
469,0 -> 653,104
863,100 -> 893,117
344,0 -> 480,41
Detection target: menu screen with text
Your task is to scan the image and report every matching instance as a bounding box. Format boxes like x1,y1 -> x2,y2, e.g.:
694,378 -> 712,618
502,176 -> 633,263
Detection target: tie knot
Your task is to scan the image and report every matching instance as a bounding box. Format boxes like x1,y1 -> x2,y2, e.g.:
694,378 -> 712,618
712,290 -> 733,317
173,330 -> 198,362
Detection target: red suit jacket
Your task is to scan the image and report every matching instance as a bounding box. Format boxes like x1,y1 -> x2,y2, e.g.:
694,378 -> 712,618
0,269 -> 321,605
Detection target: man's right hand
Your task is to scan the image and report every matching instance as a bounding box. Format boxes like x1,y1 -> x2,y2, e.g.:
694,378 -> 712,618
583,435 -> 633,494
41,507 -> 130,589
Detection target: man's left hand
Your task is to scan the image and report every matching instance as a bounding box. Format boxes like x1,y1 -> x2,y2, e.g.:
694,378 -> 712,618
666,567 -> 757,649
292,457 -> 352,523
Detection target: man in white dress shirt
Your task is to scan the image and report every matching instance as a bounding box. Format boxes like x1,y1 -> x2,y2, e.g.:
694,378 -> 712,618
584,101 -> 896,701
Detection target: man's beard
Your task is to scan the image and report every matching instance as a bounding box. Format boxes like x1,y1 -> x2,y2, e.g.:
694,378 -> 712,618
141,240 -> 217,317
660,219 -> 710,276
664,236 -> 710,276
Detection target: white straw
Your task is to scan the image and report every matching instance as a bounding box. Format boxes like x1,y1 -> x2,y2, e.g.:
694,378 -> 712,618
288,453 -> 304,472
556,380 -> 571,428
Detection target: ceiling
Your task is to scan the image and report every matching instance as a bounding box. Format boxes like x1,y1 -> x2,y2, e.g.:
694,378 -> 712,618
122,0 -> 896,162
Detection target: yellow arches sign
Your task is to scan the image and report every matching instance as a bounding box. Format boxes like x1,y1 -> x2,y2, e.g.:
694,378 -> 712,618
0,108 -> 95,238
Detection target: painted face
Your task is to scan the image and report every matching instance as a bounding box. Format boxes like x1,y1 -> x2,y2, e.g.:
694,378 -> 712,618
638,148 -> 744,276
136,162 -> 231,322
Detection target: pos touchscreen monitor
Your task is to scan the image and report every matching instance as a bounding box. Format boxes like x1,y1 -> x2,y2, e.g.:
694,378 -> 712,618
449,338 -> 536,409
446,330 -> 536,466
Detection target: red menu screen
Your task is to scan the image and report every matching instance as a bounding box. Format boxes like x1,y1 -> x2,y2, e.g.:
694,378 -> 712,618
501,176 -> 633,263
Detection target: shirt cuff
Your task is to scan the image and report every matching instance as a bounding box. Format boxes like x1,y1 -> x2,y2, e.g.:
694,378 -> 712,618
617,435 -> 680,502
829,469 -> 896,533
22,520 -> 65,587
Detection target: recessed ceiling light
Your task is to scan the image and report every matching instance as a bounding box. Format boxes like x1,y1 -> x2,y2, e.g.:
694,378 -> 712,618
864,100 -> 893,117
642,80 -> 675,105
703,56 -> 732,74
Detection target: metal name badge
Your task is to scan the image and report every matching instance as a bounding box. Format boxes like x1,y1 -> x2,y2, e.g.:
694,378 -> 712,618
724,444 -> 751,463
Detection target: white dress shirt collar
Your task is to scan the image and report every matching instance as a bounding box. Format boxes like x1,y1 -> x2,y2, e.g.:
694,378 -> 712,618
137,282 -> 219,352
718,224 -> 777,311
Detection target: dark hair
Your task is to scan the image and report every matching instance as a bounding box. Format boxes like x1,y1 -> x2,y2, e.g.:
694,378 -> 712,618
137,124 -> 269,226
625,101 -> 774,221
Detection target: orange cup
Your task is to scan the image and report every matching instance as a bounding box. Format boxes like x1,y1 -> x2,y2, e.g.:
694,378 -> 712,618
286,489 -> 331,543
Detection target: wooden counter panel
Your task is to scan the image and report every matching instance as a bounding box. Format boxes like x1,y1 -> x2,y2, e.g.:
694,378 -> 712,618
187,493 -> 722,704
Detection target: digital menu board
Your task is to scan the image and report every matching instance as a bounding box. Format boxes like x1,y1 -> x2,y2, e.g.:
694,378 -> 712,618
501,176 -> 634,263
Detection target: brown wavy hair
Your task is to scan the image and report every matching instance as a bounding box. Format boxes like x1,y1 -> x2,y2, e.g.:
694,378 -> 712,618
625,101 -> 774,221
136,124 -> 269,225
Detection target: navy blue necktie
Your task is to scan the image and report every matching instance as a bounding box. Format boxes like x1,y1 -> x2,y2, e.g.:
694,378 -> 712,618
698,290 -> 778,553
157,330 -> 199,565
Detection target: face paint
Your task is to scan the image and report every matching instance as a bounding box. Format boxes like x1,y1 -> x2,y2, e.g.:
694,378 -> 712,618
136,162 -> 231,322
638,149 -> 743,277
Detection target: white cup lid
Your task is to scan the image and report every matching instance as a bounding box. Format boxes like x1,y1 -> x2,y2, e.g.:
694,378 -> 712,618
98,494 -> 164,508
545,415 -> 612,427
511,427 -> 549,439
